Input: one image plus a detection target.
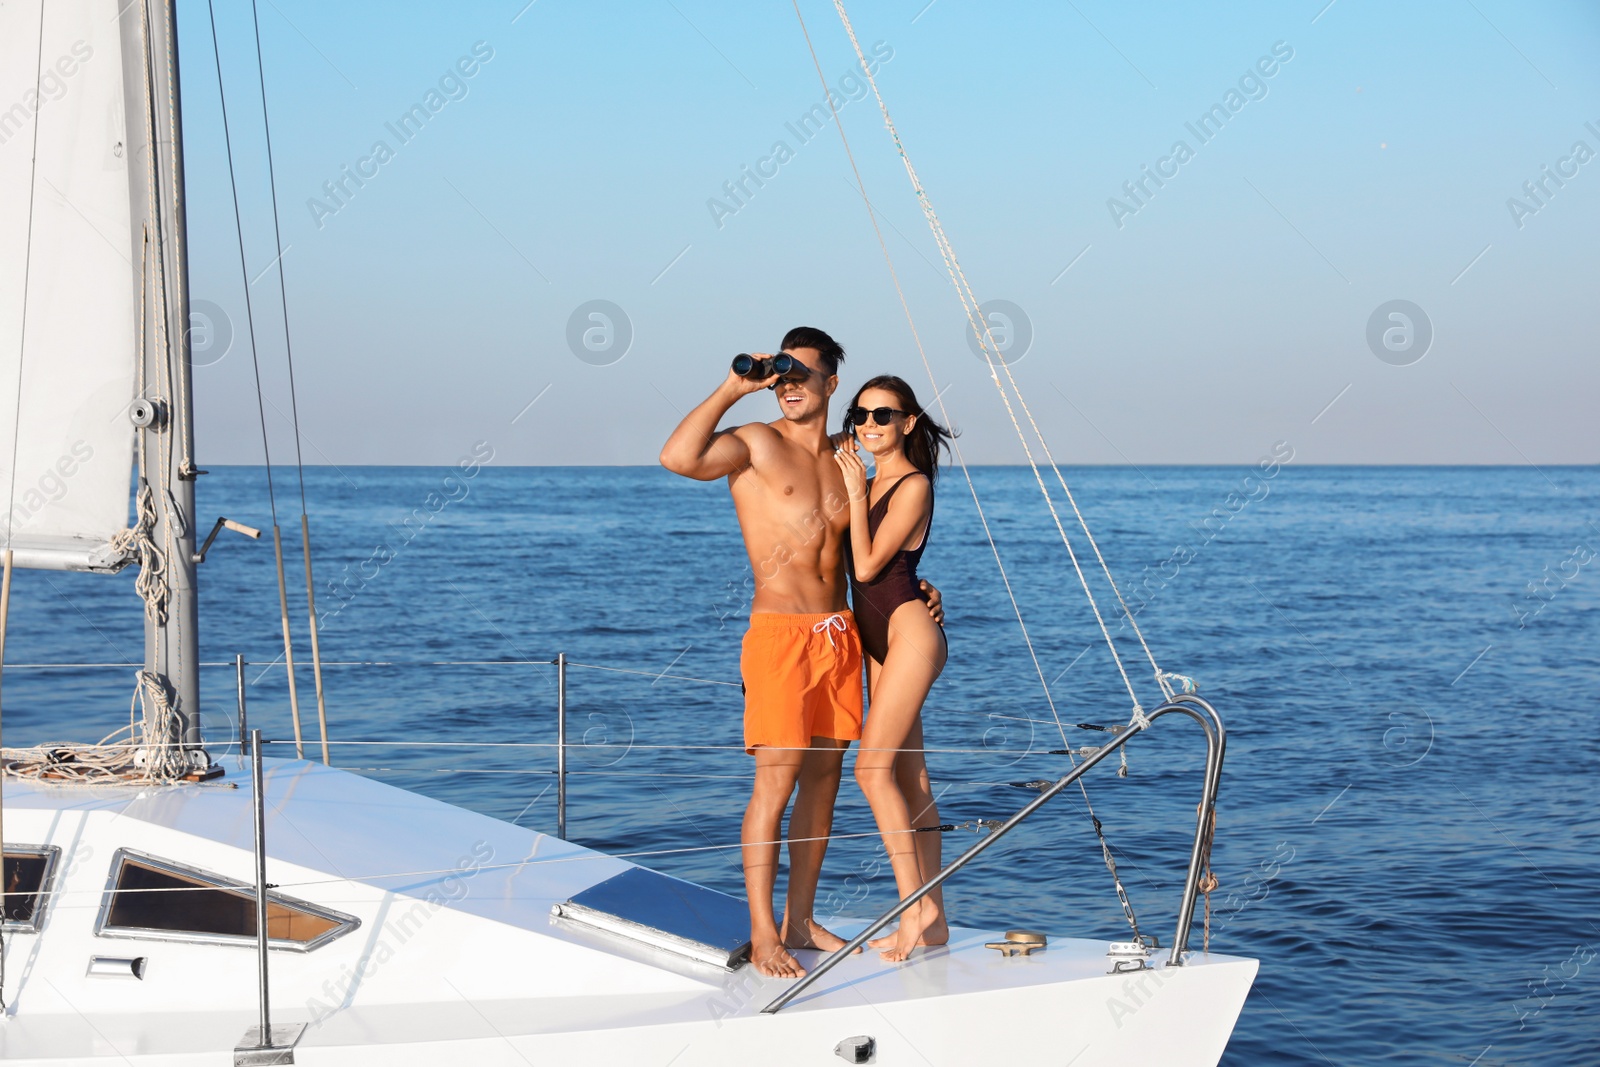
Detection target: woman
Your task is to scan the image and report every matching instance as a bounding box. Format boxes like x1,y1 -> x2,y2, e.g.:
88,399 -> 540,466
832,374 -> 954,962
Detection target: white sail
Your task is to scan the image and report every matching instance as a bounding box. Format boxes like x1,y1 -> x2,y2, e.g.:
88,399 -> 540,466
0,0 -> 137,572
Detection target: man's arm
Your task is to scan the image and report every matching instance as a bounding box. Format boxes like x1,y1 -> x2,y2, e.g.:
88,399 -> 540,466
659,367 -> 776,481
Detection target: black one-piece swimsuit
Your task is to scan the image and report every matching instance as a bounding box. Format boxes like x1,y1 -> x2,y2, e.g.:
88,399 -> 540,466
848,474 -> 941,664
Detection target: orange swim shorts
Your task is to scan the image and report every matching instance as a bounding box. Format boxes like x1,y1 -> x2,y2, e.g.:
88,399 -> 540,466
740,611 -> 864,754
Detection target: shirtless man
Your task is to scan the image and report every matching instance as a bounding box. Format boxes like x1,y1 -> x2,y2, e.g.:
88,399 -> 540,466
660,326 -> 941,978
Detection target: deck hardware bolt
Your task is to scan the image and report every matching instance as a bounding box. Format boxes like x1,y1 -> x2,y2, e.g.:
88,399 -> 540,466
834,1035 -> 875,1063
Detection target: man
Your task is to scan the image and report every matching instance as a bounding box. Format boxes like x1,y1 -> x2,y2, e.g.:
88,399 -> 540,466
660,326 -> 941,978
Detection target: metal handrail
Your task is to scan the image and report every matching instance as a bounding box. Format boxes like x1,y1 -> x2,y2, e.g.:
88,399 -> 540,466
1165,693 -> 1227,963
761,695 -> 1227,1015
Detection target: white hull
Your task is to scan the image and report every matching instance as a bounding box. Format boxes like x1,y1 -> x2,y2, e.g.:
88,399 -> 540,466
1,758 -> 1254,1065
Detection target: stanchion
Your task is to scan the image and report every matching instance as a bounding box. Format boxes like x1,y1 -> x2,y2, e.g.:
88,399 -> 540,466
556,652 -> 568,840
233,730 -> 303,1064
236,654 -> 248,756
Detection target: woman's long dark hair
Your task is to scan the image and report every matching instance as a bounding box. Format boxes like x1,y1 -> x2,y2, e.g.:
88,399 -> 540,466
844,375 -> 956,484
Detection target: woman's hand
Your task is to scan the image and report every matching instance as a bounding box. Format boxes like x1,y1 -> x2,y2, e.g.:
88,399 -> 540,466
828,429 -> 857,452
920,580 -> 945,627
832,445 -> 869,502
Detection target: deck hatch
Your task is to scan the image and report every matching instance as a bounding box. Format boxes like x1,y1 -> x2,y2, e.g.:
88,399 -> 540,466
95,848 -> 358,952
553,866 -> 750,970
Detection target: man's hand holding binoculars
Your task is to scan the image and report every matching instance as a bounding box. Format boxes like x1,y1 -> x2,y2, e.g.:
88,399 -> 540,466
723,353 -> 783,396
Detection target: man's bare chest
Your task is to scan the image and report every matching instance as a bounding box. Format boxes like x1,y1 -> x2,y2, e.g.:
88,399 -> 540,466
733,456 -> 848,534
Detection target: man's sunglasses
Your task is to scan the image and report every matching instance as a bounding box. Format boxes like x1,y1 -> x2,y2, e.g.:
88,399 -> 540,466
847,406 -> 910,427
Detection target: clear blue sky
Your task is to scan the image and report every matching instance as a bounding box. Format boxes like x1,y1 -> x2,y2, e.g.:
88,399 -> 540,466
179,0 -> 1600,465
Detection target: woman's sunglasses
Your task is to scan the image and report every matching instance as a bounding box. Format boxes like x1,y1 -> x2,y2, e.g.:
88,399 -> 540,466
847,406 -> 910,427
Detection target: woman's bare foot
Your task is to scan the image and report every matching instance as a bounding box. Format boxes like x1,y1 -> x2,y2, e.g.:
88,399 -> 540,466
880,899 -> 941,963
751,930 -> 807,978
782,914 -> 860,954
868,910 -> 949,950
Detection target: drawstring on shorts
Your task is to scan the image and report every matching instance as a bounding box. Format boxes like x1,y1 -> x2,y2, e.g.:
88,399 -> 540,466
812,613 -> 847,647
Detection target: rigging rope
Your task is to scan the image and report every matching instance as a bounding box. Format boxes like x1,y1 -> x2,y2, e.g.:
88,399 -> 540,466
3,3 -> 47,541
791,0 -> 1147,942
248,0 -> 331,766
109,481 -> 166,625
204,0 -> 309,760
789,2 -> 1068,756
826,0 -> 1172,711
160,0 -> 192,478
0,0 -> 50,1013
203,0 -> 278,526
1197,801 -> 1219,953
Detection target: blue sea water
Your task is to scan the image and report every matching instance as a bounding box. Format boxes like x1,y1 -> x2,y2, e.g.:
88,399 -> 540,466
6,464 -> 1597,1065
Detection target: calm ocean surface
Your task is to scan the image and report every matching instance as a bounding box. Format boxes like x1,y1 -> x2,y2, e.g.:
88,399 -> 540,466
7,464 -> 1597,1065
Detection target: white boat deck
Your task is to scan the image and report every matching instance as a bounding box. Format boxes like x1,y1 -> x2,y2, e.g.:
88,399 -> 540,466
1,758 -> 1255,1065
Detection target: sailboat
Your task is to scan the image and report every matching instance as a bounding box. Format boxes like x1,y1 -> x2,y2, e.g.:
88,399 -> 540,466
0,2 -> 1256,1064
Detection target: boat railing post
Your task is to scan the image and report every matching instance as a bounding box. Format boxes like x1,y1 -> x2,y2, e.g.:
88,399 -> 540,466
556,652 -> 567,840
234,742 -> 304,1064
252,730 -> 270,1039
236,727 -> 280,1061
236,654 -> 248,757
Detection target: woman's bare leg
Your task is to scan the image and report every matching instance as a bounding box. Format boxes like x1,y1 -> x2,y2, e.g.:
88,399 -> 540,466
895,714 -> 948,945
854,602 -> 946,961
863,652 -> 899,951
866,713 -> 950,949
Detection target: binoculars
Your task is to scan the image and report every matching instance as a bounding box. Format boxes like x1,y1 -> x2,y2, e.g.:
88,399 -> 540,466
732,352 -> 798,380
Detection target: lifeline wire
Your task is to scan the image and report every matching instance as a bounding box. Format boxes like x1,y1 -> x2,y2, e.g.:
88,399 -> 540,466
31,825 -> 1022,905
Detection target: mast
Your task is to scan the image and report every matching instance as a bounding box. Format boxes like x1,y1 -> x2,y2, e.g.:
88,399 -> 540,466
119,0 -> 206,768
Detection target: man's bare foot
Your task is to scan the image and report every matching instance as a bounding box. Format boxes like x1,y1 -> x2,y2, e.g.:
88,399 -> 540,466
880,900 -> 942,963
782,915 -> 860,954
751,930 -> 807,978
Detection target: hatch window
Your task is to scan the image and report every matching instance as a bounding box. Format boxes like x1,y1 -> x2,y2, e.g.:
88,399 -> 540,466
2,846 -> 61,933
96,849 -> 357,951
